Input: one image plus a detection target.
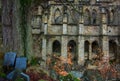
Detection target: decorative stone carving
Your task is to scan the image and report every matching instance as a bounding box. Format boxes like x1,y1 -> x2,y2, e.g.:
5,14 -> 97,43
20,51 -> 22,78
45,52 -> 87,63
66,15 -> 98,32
54,8 -> 63,24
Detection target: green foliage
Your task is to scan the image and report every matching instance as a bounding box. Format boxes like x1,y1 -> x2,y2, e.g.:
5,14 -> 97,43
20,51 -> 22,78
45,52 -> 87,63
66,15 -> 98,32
30,57 -> 39,66
38,79 -> 46,81
15,78 -> 25,81
0,72 -> 6,78
59,74 -> 80,81
19,0 -> 33,56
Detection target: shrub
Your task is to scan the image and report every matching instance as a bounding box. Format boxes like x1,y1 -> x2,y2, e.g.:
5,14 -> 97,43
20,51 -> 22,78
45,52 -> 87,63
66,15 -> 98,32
59,74 -> 80,81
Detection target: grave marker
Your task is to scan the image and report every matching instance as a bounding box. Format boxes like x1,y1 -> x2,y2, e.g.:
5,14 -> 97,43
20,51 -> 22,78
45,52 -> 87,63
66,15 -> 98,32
15,57 -> 27,70
3,52 -> 16,66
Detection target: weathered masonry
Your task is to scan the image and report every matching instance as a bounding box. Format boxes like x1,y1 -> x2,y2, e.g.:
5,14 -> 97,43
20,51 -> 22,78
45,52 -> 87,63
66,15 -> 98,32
31,0 -> 120,65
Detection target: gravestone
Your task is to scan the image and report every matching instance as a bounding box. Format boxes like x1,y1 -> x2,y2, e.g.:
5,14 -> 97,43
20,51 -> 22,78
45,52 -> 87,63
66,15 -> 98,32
7,57 -> 30,81
15,57 -> 27,70
3,52 -> 16,66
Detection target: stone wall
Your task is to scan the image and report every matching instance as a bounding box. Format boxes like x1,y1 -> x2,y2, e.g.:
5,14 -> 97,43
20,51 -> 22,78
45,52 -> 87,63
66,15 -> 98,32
30,0 -> 120,65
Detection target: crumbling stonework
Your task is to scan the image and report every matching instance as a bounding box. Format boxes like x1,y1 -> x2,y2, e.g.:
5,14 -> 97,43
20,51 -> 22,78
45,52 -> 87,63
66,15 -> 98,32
31,0 -> 120,65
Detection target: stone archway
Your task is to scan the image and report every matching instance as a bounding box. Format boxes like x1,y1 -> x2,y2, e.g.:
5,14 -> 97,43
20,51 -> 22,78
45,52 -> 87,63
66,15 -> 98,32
92,41 -> 99,55
52,40 -> 61,55
84,41 -> 90,60
67,40 -> 77,64
109,40 -> 117,60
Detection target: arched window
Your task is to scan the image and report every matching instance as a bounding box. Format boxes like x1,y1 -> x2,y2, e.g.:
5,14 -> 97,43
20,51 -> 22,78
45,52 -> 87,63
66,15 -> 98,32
109,40 -> 117,60
106,9 -> 110,25
52,40 -> 61,54
54,8 -> 62,24
92,41 -> 99,54
92,9 -> 97,25
68,40 -> 76,53
84,9 -> 90,25
110,9 -> 114,24
67,40 -> 77,64
84,41 -> 90,60
113,8 -> 118,25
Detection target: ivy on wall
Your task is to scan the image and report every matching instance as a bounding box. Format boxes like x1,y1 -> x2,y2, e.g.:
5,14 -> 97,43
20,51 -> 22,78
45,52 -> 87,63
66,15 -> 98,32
19,0 -> 33,56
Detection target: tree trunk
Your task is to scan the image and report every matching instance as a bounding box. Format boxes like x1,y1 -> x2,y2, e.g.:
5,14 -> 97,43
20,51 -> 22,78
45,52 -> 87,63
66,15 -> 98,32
2,0 -> 23,55
2,0 -> 13,51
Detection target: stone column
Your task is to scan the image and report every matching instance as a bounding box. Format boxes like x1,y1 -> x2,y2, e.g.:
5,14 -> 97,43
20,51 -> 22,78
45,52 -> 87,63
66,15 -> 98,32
101,7 -> 109,56
61,36 -> 67,59
61,13 -> 68,59
89,42 -> 92,60
47,39 -> 52,55
42,37 -> 47,68
63,12 -> 67,34
44,12 -> 48,35
63,24 -> 67,34
78,24 -> 84,34
44,23 -> 47,35
102,36 -> 109,56
78,13 -> 85,65
78,36 -> 85,65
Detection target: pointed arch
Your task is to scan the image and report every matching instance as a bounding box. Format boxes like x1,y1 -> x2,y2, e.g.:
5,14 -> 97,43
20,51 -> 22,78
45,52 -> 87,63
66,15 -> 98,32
84,40 -> 90,60
84,8 -> 90,25
110,9 -> 114,24
67,40 -> 77,64
54,8 -> 62,24
106,9 -> 110,25
92,9 -> 97,25
109,40 -> 117,60
52,40 -> 61,54
92,41 -> 99,54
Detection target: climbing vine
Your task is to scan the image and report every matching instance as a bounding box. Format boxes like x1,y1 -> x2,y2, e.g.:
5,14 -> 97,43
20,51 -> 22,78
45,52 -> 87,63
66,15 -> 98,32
19,0 -> 33,56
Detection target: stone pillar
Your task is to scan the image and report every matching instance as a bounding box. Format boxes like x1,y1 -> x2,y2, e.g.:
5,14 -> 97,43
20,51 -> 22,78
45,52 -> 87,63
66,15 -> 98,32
63,12 -> 67,34
78,24 -> 84,34
61,12 -> 68,59
44,23 -> 47,35
78,36 -> 84,65
42,37 -> 47,67
78,13 -> 84,65
47,39 -> 52,55
89,42 -> 92,60
78,11 -> 84,35
61,36 -> 67,59
44,12 -> 48,35
101,7 -> 109,56
63,24 -> 67,34
102,36 -> 109,56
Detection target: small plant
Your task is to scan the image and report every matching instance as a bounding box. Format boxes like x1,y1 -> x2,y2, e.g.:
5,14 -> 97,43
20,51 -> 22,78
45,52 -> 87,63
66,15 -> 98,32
29,57 -> 45,66
59,74 -> 80,81
30,57 -> 39,66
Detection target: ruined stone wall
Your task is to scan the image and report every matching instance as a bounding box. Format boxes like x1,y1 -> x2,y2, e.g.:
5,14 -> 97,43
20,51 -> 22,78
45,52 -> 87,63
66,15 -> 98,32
31,0 -> 120,64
